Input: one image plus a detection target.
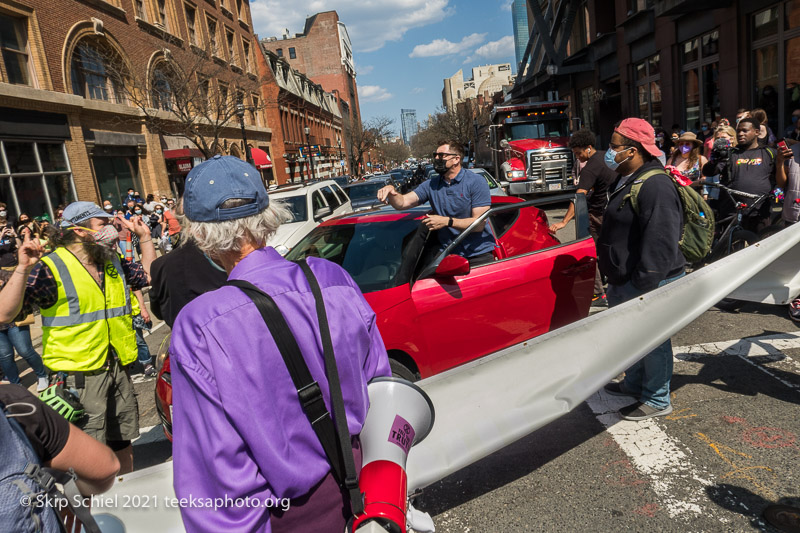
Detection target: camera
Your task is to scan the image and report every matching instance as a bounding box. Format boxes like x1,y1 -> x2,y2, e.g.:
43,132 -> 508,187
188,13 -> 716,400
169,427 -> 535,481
710,138 -> 732,164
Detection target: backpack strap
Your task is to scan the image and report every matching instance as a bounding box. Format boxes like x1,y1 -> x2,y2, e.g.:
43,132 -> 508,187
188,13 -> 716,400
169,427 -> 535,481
297,259 -> 364,517
225,264 -> 364,517
618,168 -> 668,214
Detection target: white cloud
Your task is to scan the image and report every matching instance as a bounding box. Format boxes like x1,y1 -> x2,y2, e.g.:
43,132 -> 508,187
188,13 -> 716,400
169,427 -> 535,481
251,0 -> 454,53
501,0 -> 513,11
409,33 -> 487,58
411,87 -> 425,94
358,65 -> 374,76
465,35 -> 515,63
360,85 -> 393,102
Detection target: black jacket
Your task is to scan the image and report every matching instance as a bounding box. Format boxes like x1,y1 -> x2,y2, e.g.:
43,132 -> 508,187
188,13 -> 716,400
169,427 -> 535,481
149,241 -> 228,328
597,160 -> 685,291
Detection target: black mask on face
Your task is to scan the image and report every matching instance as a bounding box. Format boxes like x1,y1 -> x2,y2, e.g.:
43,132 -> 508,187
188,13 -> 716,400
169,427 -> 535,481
433,158 -> 448,174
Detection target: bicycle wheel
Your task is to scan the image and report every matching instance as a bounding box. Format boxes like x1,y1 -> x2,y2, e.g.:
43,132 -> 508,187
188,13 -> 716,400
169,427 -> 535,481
714,229 -> 759,312
758,220 -> 786,241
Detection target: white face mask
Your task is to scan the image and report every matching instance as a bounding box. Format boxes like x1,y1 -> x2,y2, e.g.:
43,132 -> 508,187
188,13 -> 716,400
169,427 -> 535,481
0,210 -> 6,218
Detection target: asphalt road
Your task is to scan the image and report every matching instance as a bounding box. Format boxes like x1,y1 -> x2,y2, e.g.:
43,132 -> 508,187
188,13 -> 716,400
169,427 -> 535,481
14,201 -> 795,532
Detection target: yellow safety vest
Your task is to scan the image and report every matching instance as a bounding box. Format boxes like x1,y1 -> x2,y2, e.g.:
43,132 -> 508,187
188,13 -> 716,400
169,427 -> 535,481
39,247 -> 137,371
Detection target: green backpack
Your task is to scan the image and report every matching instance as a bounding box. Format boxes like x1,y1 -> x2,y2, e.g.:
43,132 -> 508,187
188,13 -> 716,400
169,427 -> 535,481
620,169 -> 715,264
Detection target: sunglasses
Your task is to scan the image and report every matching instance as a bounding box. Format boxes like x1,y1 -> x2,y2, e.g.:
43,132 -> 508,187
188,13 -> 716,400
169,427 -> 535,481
432,152 -> 458,159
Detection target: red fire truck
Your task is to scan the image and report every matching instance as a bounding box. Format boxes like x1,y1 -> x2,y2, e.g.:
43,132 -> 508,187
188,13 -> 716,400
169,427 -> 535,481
490,99 -> 576,195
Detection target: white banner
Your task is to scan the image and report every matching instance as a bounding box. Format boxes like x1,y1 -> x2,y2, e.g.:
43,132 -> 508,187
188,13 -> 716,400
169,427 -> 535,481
405,223 -> 800,490
91,224 -> 800,530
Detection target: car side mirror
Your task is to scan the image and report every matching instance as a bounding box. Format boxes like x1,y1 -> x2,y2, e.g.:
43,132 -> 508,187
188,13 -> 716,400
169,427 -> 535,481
434,254 -> 470,277
314,206 -> 332,220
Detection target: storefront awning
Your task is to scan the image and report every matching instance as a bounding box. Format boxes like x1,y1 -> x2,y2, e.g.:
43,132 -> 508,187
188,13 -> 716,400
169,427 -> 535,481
163,148 -> 204,159
251,147 -> 272,169
161,135 -> 204,159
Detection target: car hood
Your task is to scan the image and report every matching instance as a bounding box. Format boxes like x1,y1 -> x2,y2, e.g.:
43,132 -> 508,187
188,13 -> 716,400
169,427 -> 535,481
266,221 -> 306,248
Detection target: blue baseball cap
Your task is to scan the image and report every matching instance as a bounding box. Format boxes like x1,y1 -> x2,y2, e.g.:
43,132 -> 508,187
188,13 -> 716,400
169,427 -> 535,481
60,201 -> 114,228
183,155 -> 270,222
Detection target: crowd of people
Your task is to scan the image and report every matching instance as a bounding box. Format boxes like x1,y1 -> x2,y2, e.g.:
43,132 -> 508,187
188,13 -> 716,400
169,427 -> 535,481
0,188 -> 184,385
0,107 -> 798,531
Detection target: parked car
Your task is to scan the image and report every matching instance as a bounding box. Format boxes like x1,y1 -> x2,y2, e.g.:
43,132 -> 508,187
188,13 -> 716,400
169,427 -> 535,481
267,180 -> 353,256
469,167 -> 508,196
331,175 -> 350,189
155,195 -> 596,440
344,181 -> 393,211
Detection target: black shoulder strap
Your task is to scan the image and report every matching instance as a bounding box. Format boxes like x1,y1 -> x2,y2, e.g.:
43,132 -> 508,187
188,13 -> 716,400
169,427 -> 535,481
296,259 -> 364,516
226,265 -> 364,516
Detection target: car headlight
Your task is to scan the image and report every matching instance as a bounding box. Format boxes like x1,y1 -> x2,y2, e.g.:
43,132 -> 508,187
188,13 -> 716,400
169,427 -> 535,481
506,170 -> 526,179
274,244 -> 290,256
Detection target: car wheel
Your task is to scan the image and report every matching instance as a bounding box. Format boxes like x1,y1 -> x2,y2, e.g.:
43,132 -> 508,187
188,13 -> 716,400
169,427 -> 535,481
389,359 -> 418,382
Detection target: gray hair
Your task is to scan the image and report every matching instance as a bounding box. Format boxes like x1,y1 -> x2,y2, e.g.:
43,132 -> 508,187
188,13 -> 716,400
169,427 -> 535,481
183,199 -> 291,257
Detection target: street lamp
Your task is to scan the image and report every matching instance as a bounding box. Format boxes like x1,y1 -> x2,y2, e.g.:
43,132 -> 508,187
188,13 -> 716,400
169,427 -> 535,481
337,136 -> 343,175
236,99 -> 253,165
304,125 -> 316,182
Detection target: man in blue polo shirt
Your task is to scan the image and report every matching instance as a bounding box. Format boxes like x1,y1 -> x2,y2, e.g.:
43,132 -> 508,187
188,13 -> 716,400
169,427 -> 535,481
377,140 -> 495,266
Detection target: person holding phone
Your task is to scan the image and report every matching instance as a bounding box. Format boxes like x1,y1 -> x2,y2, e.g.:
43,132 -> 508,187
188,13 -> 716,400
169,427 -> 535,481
0,203 -> 19,271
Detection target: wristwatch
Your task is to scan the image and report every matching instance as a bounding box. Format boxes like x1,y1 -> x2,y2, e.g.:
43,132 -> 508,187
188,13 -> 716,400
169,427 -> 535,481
448,217 -> 454,227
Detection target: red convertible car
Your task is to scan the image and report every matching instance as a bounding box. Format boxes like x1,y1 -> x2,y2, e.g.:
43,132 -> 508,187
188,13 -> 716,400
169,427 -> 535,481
155,195 -> 596,438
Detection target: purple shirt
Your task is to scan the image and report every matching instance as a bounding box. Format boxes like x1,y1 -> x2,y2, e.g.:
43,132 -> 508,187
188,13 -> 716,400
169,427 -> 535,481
170,247 -> 390,532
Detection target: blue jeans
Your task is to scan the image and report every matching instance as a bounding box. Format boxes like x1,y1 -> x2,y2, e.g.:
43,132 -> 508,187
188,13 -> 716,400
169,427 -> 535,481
135,329 -> 152,366
606,272 -> 685,410
0,325 -> 47,384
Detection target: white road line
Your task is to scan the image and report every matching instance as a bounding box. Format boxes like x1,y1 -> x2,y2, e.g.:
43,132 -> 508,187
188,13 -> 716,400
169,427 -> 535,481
132,424 -> 168,445
583,330 -> 800,520
673,330 -> 800,391
143,320 -> 166,338
586,392 -> 714,518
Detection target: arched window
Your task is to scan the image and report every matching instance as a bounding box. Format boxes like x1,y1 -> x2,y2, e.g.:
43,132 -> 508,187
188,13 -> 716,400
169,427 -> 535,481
70,39 -> 126,103
151,64 -> 175,111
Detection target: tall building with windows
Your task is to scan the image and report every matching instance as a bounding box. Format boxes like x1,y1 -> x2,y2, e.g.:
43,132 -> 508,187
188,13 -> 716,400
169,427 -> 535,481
256,46 -> 345,184
260,11 -> 360,169
442,64 -> 514,112
512,0 -> 529,68
0,0 -> 271,220
400,109 -> 418,145
511,0 -> 799,148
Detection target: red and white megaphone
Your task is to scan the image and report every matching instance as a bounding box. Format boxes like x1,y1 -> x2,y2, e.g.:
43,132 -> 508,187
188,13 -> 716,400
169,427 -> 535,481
352,377 -> 435,533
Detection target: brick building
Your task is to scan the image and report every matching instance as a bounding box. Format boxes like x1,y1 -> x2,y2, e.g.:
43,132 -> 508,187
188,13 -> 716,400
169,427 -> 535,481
0,0 -> 271,220
512,0 -> 800,147
260,11 -> 359,170
257,46 -> 344,184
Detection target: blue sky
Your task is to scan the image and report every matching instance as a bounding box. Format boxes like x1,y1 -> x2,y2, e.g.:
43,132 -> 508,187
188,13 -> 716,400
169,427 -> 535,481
250,0 -> 518,136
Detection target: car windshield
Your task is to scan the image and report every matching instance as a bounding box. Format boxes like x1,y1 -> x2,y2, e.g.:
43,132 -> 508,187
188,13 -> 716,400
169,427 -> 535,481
275,195 -> 307,222
507,119 -> 568,140
346,182 -> 384,201
470,169 -> 498,190
286,220 -> 422,293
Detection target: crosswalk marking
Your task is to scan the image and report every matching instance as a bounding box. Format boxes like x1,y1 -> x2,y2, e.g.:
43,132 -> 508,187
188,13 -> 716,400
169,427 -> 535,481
587,393 -> 714,518
585,330 -> 800,522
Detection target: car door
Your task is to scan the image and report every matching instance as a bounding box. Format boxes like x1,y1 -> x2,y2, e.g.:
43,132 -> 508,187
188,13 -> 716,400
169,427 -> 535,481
409,201 -> 596,377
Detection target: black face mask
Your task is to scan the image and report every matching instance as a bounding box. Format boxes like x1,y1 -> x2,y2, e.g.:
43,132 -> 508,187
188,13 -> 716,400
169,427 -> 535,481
433,158 -> 448,174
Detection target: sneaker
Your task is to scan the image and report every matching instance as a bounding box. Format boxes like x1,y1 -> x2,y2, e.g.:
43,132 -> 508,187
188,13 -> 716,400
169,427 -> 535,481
619,402 -> 673,421
37,377 -> 49,392
789,299 -> 800,324
603,382 -> 636,397
144,364 -> 157,377
591,294 -> 608,307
